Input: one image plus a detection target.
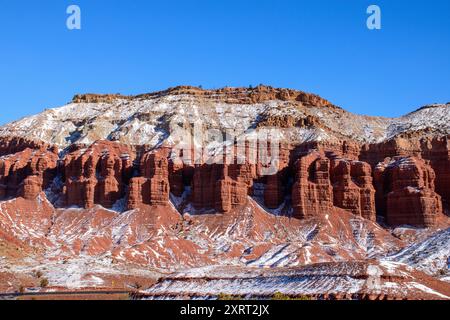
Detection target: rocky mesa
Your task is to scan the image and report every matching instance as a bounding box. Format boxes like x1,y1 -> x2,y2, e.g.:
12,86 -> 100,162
0,85 -> 448,298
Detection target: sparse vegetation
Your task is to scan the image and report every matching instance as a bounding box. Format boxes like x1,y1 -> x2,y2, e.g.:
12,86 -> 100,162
40,278 -> 49,288
272,291 -> 312,300
217,293 -> 243,300
34,270 -> 43,278
438,269 -> 447,276
131,282 -> 142,290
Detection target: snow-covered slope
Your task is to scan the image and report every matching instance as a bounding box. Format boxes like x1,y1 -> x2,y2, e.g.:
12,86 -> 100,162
140,262 -> 450,300
0,87 -> 448,149
384,228 -> 450,277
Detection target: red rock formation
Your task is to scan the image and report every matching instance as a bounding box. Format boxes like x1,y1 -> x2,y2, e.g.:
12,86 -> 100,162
97,85 -> 336,107
351,161 -> 377,221
63,141 -> 134,209
0,133 -> 446,227
127,177 -> 149,209
292,152 -> 333,219
330,158 -> 376,221
188,141 -> 291,213
144,151 -> 170,206
126,149 -> 170,209
261,142 -> 290,209
64,154 -> 98,208
168,161 -> 185,197
420,136 -> 450,211
19,175 -> 43,200
191,163 -> 226,211
0,136 -> 55,157
264,173 -> 285,209
360,135 -> 450,212
95,154 -> 123,208
0,148 -> 58,200
374,156 -> 443,227
191,160 -> 256,213
215,177 -> 249,212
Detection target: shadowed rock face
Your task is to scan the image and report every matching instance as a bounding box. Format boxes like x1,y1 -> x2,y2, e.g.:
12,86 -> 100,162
374,157 -> 443,227
127,149 -> 170,209
63,141 -> 134,209
0,148 -> 58,199
330,158 -> 376,221
292,152 -> 333,219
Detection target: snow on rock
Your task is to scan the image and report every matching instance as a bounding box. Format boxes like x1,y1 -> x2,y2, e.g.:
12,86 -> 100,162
384,228 -> 450,276
140,262 -> 450,300
1,89 -> 447,149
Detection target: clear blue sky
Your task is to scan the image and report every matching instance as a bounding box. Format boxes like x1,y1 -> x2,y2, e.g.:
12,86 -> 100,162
0,0 -> 449,124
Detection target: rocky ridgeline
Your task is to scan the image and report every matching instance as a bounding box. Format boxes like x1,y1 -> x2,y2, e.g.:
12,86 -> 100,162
72,85 -> 335,107
0,132 -> 448,227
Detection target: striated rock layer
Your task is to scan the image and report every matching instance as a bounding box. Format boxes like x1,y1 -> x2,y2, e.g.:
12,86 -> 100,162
0,136 -> 447,228
292,152 -> 333,219
374,157 -> 443,227
0,88 -> 448,229
330,157 -> 376,221
63,141 -> 134,209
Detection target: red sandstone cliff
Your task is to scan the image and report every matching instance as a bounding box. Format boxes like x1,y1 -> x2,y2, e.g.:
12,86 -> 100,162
0,136 -> 447,228
374,156 -> 443,227
0,88 -> 448,230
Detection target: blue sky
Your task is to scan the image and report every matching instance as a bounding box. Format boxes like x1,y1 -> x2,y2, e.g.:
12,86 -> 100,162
0,0 -> 449,124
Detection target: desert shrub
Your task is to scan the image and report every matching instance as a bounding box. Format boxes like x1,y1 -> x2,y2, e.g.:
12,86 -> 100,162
40,278 -> 49,288
132,282 -> 142,290
272,291 -> 312,300
217,293 -> 242,300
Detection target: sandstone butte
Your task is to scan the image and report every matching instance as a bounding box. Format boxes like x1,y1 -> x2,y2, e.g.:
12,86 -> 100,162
0,86 -> 448,230
0,86 -> 449,298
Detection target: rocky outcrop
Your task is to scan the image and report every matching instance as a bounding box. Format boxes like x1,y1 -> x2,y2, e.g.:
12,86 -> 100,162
0,137 -> 55,157
126,149 -> 170,209
19,175 -> 44,200
257,114 -> 320,129
264,173 -> 285,209
291,151 -> 375,221
374,156 -> 443,227
143,150 -> 170,206
189,141 -> 292,213
114,85 -> 336,107
361,135 -> 450,212
0,148 -> 58,200
330,158 -> 376,221
168,161 -> 186,197
188,144 -> 260,213
292,152 -> 333,219
419,136 -> 450,211
0,135 -> 446,229
191,163 -> 252,213
63,141 -> 134,209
